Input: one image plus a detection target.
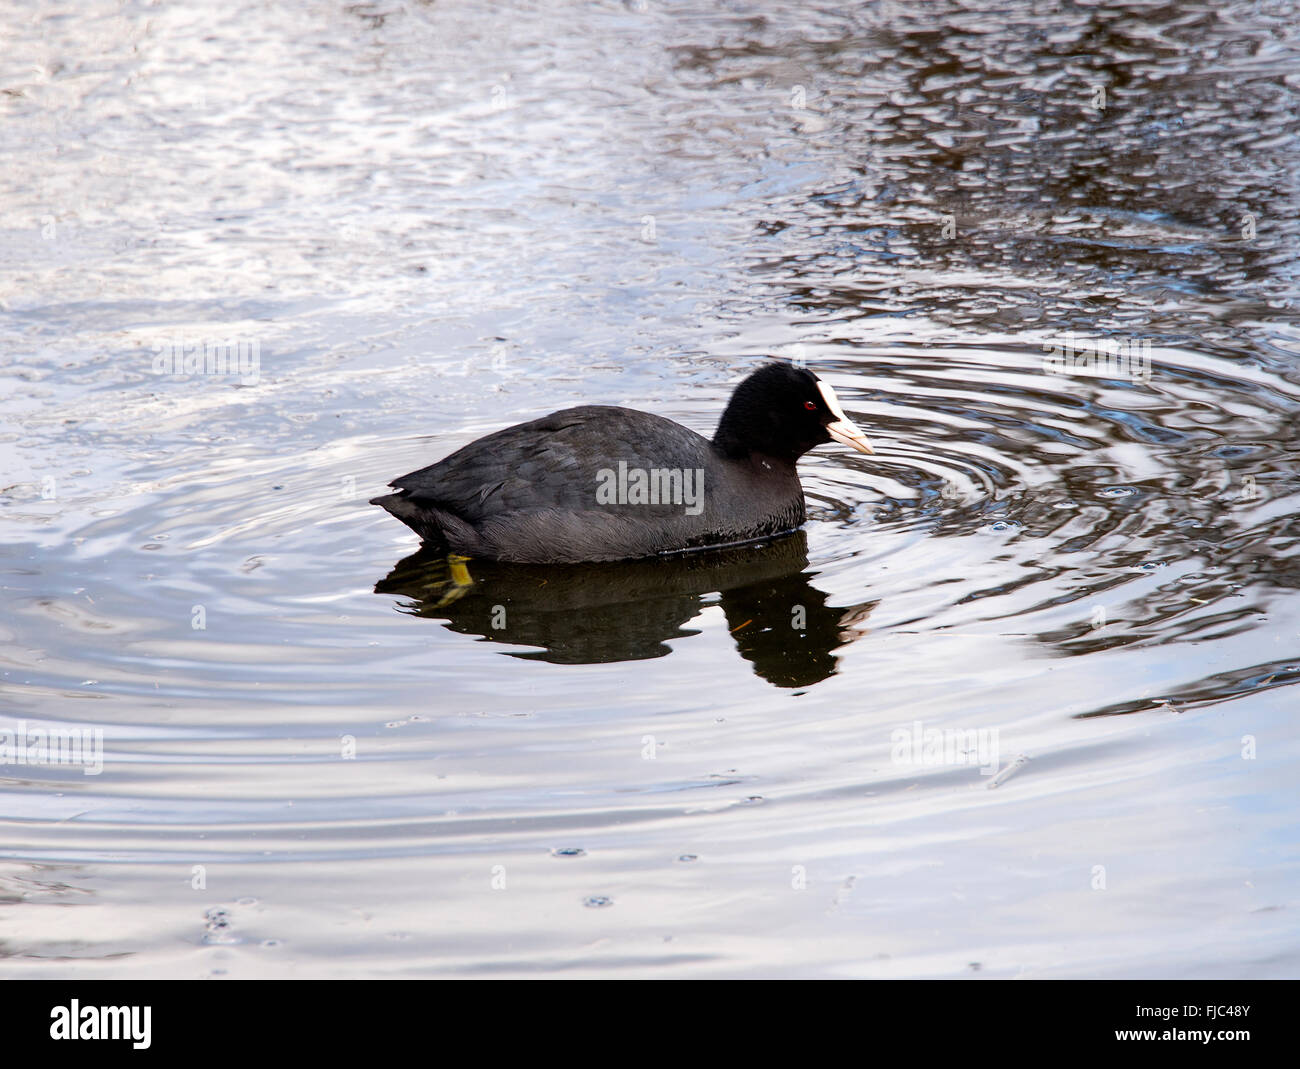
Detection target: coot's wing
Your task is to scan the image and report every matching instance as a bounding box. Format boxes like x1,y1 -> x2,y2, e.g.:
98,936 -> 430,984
389,406 -> 712,522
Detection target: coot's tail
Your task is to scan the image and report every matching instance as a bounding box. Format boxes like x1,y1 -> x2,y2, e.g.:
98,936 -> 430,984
369,492 -> 452,550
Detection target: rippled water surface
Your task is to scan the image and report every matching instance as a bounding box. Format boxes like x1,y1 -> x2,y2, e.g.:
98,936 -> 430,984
2,0 -> 1299,977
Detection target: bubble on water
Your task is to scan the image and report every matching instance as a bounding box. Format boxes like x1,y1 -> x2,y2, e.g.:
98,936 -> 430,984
552,847 -> 586,858
583,895 -> 613,908
202,906 -> 239,945
1135,561 -> 1167,572
677,854 -> 699,863
1098,486 -> 1139,499
984,520 -> 1023,533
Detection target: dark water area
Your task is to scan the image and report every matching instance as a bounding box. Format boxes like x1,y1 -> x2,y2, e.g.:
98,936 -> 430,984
375,533 -> 863,684
1,0 -> 1298,977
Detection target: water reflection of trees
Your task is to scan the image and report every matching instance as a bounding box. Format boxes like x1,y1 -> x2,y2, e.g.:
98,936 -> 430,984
671,2 -> 1300,337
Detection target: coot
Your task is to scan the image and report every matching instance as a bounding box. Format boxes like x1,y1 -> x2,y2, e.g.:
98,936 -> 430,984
371,362 -> 873,563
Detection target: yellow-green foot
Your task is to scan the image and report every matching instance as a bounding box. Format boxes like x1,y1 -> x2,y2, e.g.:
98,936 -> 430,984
433,554 -> 474,608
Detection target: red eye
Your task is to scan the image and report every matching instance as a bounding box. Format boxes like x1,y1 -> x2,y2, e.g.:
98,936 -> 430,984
804,400 -> 817,411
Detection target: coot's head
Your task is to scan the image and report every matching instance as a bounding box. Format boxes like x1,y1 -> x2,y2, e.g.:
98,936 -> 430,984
713,363 -> 874,463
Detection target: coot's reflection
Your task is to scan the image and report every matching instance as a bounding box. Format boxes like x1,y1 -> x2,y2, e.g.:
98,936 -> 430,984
374,532 -> 875,688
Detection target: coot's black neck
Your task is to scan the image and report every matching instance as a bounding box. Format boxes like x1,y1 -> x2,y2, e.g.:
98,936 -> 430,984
710,421 -> 755,461
712,416 -> 808,466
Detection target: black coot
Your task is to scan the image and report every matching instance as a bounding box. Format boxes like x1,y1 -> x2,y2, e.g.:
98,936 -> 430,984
370,362 -> 874,563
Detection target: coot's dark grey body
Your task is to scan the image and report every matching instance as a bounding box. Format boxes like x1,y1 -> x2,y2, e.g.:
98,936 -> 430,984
371,364 -> 873,563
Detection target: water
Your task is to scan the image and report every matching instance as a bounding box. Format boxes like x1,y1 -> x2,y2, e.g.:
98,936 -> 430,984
2,0 -> 1298,978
